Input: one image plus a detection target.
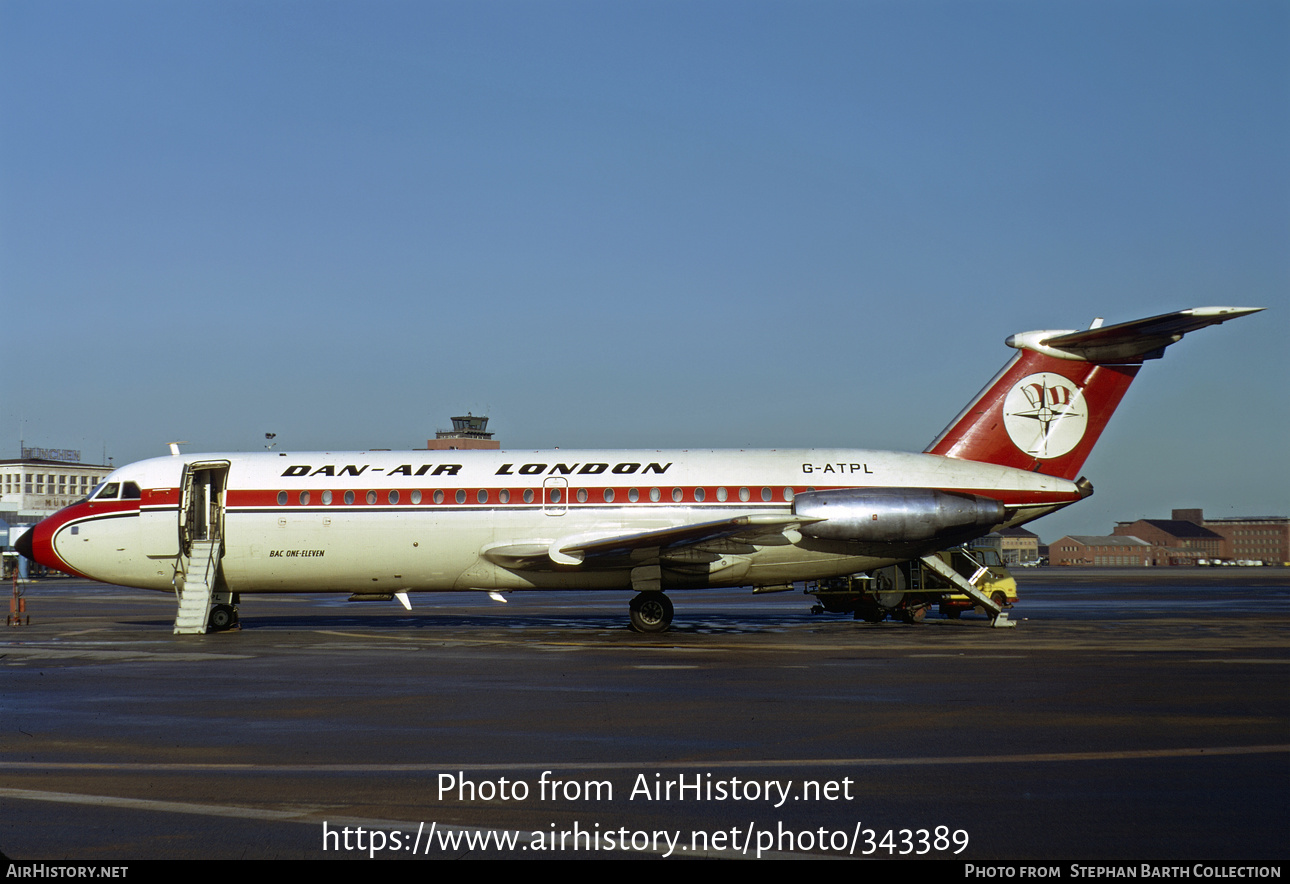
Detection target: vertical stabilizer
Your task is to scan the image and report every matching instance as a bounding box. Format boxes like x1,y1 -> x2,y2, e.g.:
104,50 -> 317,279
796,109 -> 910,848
924,307 -> 1262,480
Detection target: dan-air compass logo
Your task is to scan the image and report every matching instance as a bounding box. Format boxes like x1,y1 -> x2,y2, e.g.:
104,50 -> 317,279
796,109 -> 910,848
1003,372 -> 1088,459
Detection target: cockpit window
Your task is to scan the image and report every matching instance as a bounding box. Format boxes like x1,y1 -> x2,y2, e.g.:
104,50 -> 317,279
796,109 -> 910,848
122,482 -> 141,499
93,482 -> 120,500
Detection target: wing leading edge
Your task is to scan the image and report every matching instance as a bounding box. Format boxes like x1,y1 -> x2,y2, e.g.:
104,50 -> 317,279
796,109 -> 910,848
482,514 -> 820,571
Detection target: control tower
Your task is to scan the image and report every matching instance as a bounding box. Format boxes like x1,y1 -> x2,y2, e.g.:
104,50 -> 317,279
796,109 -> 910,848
427,413 -> 500,450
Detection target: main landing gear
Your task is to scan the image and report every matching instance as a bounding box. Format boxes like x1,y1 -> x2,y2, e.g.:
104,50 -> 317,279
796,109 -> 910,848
629,591 -> 674,633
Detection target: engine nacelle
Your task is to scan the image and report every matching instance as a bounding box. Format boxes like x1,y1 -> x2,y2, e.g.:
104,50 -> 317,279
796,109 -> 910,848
793,488 -> 1006,544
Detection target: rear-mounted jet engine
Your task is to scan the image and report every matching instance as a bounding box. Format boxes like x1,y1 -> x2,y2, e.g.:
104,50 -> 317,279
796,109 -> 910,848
793,488 -> 1006,548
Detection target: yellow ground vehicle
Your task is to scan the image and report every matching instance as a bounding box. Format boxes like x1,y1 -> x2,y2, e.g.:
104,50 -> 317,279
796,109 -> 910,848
934,546 -> 1017,618
806,546 -> 1017,623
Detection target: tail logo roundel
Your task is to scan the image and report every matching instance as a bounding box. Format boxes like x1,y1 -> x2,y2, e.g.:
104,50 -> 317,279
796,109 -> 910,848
1003,372 -> 1088,459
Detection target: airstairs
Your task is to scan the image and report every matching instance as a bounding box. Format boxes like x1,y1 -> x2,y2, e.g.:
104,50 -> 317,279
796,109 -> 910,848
918,550 -> 1016,628
174,539 -> 221,634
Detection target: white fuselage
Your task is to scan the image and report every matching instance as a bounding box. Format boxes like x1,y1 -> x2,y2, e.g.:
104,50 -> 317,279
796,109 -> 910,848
38,447 -> 1080,596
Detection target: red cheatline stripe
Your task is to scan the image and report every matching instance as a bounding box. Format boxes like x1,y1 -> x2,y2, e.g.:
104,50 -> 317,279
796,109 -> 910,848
221,486 -> 1079,508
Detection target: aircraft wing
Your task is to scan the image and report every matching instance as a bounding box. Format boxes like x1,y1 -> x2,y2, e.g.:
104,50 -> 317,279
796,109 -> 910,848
483,514 -> 819,571
558,514 -> 818,563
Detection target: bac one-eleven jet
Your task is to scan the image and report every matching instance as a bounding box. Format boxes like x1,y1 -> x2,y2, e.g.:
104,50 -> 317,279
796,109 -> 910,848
19,306 -> 1261,634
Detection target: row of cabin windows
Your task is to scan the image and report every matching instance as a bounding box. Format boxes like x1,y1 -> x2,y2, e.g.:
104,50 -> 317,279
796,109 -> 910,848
275,486 -> 799,507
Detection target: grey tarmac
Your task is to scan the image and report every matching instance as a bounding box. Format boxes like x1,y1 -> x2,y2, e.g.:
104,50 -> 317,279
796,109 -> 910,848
1,569 -> 1286,860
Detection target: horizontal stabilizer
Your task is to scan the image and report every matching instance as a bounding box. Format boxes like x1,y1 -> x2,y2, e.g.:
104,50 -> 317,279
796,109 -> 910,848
1006,306 -> 1263,363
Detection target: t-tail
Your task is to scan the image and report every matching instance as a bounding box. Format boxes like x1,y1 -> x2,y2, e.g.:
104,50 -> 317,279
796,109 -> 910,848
925,306 -> 1263,481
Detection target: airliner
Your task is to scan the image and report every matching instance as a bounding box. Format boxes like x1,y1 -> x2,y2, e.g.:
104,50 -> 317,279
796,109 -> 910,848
18,306 -> 1261,633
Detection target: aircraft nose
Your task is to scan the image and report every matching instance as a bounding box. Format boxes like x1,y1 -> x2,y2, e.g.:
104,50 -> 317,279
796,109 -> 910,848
15,525 -> 34,561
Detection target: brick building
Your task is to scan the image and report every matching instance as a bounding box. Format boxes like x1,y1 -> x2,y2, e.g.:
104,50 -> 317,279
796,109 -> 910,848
1112,518 -> 1223,560
1170,509 -> 1288,564
1113,509 -> 1288,565
1049,535 -> 1154,566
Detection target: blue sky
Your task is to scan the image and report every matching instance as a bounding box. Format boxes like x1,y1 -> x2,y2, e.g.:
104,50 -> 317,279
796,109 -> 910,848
2,0 -> 1286,542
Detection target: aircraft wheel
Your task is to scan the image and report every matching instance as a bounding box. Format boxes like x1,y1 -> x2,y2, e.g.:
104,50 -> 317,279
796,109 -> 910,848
208,604 -> 237,632
856,605 -> 885,623
629,592 -> 674,633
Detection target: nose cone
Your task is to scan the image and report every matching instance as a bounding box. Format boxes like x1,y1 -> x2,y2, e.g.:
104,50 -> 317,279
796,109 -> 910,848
14,512 -> 82,577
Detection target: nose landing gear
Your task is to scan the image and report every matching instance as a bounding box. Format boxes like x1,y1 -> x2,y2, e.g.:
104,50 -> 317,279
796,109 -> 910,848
208,603 -> 239,632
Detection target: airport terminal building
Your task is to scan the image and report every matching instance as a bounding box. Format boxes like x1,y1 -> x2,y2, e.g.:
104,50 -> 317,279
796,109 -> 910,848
1,449 -> 115,577
0,449 -> 114,526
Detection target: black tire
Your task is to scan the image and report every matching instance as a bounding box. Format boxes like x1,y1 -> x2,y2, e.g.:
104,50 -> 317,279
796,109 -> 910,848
629,592 -> 674,633
208,604 -> 236,631
992,591 -> 1007,609
856,604 -> 885,623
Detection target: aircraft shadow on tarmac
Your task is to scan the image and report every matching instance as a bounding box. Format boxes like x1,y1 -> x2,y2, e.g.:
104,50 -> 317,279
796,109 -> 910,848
123,608 -> 1003,634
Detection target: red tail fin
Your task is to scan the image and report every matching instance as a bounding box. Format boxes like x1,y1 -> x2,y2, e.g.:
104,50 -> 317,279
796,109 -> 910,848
925,307 -> 1262,481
